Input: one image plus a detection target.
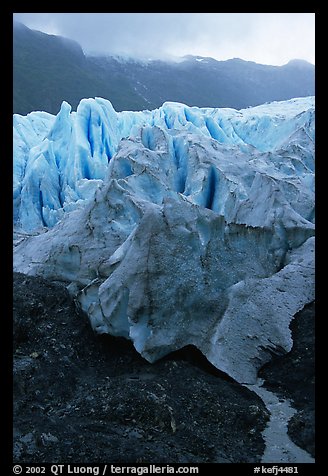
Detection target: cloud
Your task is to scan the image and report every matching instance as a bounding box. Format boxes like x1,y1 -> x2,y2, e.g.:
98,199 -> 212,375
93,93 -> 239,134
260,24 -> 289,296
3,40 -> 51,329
13,13 -> 315,65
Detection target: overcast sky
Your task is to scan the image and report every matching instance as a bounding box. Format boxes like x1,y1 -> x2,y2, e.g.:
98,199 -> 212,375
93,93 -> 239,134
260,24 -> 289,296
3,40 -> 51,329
13,13 -> 315,65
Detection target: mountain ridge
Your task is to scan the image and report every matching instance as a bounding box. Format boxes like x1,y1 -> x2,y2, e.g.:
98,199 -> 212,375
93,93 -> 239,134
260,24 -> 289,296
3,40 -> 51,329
13,22 -> 315,116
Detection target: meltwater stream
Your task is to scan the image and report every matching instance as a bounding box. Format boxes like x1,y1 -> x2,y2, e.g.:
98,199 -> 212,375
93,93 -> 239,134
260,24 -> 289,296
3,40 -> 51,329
245,379 -> 315,463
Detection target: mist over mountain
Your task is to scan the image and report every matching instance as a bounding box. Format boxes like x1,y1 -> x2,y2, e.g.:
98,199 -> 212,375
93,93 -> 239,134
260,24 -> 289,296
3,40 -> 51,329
13,21 -> 315,116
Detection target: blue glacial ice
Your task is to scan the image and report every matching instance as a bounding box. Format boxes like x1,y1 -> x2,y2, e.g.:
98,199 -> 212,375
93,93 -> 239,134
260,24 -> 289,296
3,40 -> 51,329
13,97 -> 315,383
13,96 -> 314,232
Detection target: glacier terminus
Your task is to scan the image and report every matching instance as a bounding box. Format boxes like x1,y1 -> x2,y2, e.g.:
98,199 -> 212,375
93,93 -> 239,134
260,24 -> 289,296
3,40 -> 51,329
13,96 -> 315,384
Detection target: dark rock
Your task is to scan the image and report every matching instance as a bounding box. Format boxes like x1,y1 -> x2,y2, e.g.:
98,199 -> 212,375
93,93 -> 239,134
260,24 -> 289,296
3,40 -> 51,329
259,302 -> 315,457
288,409 -> 315,457
13,272 -> 269,463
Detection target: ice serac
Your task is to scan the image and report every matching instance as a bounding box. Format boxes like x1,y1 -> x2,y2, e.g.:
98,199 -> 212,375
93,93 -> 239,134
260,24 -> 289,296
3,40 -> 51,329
13,96 -> 314,232
13,97 -> 315,383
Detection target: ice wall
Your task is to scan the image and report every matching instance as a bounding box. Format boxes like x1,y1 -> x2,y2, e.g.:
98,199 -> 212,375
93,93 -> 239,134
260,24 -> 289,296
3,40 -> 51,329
13,97 -> 315,383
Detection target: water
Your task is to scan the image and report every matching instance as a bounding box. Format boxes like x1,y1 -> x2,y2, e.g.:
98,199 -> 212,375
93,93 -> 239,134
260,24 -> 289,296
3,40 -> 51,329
245,378 -> 315,463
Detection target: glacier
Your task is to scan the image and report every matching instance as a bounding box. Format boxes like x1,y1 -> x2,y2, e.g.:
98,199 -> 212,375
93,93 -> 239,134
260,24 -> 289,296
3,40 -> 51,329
13,96 -> 315,383
14,97 -> 314,232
